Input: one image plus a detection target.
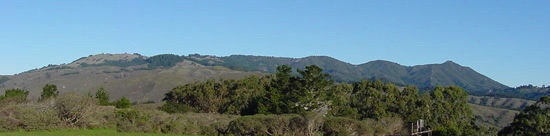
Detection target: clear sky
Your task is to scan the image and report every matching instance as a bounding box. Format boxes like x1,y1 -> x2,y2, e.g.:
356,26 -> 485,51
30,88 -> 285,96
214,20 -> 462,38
1,1 -> 548,87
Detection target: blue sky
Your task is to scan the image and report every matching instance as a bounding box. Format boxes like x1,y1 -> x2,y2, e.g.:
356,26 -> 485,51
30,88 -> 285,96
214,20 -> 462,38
0,0 -> 548,87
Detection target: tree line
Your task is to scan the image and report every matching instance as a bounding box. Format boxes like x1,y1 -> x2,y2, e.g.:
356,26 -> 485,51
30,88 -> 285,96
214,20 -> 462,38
161,65 -> 483,135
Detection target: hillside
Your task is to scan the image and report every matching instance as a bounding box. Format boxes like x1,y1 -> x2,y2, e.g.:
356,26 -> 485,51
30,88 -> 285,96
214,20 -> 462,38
470,103 -> 519,128
0,54 -> 263,102
485,85 -> 550,100
468,95 -> 536,110
189,55 -> 509,92
0,53 -> 515,102
0,53 -> 539,135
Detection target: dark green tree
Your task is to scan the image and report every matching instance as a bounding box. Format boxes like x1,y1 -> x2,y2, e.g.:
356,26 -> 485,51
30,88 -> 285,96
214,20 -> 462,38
351,80 -> 391,119
40,84 -> 59,101
95,87 -> 110,105
429,86 -> 477,136
326,83 -> 358,118
146,54 -> 183,68
114,96 -> 131,109
293,65 -> 333,113
257,65 -> 294,114
0,88 -> 29,104
498,95 -> 550,136
162,76 -> 269,114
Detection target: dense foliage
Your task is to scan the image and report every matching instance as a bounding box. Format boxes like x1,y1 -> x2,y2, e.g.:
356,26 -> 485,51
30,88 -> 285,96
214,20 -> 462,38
162,65 -> 484,135
40,84 -> 59,101
95,87 -> 110,106
0,88 -> 29,104
114,97 -> 132,109
498,95 -> 550,136
146,54 -> 184,68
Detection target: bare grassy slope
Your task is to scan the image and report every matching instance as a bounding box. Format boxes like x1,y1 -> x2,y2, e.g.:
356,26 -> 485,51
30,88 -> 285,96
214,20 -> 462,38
0,54 -> 263,102
470,103 -> 519,128
468,95 -> 536,110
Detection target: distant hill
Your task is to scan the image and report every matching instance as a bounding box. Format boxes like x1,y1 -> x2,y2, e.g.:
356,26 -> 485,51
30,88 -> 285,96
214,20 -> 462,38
0,53 -> 513,102
188,54 -> 509,93
484,85 -> 550,100
0,53 -> 263,102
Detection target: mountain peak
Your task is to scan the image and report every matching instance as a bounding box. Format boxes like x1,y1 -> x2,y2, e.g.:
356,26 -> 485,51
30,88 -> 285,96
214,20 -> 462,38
359,60 -> 402,67
443,60 -> 456,64
441,60 -> 461,66
71,53 -> 146,65
300,56 -> 339,61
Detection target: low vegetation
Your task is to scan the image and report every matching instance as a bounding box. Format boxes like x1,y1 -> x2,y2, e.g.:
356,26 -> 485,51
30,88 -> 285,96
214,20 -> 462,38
470,103 -> 518,128
0,128 -> 183,136
1,64 -> 545,135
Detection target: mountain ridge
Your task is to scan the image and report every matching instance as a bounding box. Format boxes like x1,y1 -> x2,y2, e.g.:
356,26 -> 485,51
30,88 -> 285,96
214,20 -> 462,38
190,54 -> 509,92
0,53 -> 510,101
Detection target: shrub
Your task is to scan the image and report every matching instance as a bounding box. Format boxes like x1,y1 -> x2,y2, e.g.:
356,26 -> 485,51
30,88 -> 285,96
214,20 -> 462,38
161,113 -> 238,135
0,102 -> 62,131
95,87 -> 110,106
323,117 -> 368,136
40,84 -> 59,101
323,117 -> 405,136
364,117 -> 405,135
0,93 -> 114,131
226,114 -> 309,136
0,88 -> 29,106
159,102 -> 193,113
114,97 -> 131,109
88,105 -> 116,128
115,109 -> 158,133
55,93 -> 98,127
115,109 -> 237,135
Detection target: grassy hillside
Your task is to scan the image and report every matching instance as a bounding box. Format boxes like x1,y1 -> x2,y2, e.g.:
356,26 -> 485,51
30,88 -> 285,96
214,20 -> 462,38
470,103 -> 519,128
468,95 -> 536,110
1,53 -> 510,97
0,54 -> 263,102
484,85 -> 550,100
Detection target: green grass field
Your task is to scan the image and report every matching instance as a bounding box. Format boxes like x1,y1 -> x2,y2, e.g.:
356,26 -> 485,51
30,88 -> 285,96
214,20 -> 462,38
0,128 -> 187,136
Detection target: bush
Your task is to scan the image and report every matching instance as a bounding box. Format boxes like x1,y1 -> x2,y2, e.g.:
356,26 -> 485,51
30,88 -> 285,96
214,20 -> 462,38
115,109 -> 238,135
323,117 -> 368,136
88,105 -> 116,128
226,114 -> 310,136
40,84 -> 59,101
55,93 -> 98,127
0,88 -> 29,106
0,102 -> 62,131
114,97 -> 131,109
161,112 -> 238,135
159,102 -> 194,113
0,94 -> 114,131
323,117 -> 405,136
115,109 -> 158,133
